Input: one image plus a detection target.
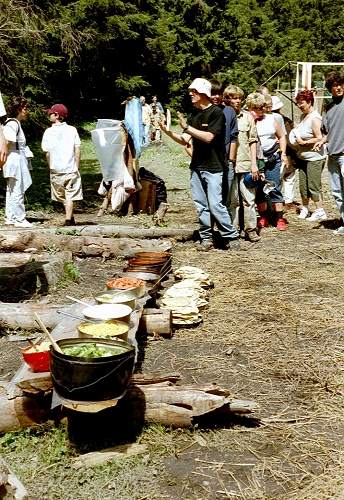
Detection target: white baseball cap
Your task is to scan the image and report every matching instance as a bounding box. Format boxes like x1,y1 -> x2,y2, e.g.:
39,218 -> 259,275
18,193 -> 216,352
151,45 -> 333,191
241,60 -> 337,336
188,78 -> 212,98
271,95 -> 284,111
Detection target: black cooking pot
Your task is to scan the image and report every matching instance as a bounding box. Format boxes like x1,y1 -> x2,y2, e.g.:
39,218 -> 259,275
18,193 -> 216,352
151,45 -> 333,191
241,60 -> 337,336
50,338 -> 135,402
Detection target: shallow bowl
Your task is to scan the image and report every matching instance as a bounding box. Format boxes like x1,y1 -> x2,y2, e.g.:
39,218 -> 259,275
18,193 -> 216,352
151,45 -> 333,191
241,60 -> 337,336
82,303 -> 132,323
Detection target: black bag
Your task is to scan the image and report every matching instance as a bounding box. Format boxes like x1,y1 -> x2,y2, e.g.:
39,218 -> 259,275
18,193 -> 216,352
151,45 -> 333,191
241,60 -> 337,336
3,118 -> 20,151
262,142 -> 280,162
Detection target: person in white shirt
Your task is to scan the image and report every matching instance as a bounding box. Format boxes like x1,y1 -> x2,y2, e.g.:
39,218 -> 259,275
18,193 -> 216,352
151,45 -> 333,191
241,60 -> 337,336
0,92 -> 8,167
41,104 -> 82,226
2,96 -> 32,227
291,90 -> 326,221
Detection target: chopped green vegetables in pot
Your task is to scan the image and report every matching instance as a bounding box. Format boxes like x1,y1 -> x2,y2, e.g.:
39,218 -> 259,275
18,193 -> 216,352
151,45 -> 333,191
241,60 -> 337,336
62,343 -> 127,358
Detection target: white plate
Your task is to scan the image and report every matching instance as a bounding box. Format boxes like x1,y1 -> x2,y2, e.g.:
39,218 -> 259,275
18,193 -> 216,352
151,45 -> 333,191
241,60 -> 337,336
83,304 -> 132,321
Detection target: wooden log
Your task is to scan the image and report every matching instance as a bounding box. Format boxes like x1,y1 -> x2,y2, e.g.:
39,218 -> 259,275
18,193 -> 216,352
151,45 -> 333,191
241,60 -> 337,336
0,303 -> 66,330
141,386 -> 230,417
0,251 -> 72,298
139,308 -> 172,337
0,225 -> 194,240
0,458 -> 28,500
0,366 -> 257,434
0,232 -> 172,257
0,383 -> 52,433
16,372 -> 183,396
0,384 -> 257,434
145,402 -> 192,428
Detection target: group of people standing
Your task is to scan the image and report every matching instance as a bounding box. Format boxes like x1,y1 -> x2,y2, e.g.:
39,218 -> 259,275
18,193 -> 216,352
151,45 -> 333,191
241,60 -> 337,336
160,71 -> 344,250
140,95 -> 164,147
0,94 -> 82,227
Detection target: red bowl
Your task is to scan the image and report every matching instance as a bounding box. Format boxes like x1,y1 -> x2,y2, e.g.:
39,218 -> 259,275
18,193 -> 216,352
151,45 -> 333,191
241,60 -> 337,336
22,348 -> 50,372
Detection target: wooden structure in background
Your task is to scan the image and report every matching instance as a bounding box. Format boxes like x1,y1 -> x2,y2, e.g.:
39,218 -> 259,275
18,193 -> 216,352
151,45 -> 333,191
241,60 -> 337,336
138,180 -> 156,214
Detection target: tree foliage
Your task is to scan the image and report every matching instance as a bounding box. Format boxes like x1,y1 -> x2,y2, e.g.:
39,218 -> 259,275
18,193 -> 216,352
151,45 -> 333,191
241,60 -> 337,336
1,0 -> 344,117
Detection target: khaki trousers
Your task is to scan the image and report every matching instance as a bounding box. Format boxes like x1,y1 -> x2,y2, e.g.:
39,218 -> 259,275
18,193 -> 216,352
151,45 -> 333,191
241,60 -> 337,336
229,174 -> 257,231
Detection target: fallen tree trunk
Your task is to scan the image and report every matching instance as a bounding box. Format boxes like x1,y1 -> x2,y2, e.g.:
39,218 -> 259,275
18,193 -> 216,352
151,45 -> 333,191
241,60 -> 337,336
0,232 -> 172,257
0,224 -> 194,241
0,374 -> 258,433
0,303 -> 66,330
0,383 -> 52,433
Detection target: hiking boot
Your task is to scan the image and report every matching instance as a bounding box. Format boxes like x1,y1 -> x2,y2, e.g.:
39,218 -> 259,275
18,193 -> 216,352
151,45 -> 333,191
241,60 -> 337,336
276,217 -> 287,231
257,216 -> 269,228
306,208 -> 327,221
245,230 -> 261,242
223,238 -> 240,250
297,207 -> 309,219
195,239 -> 213,252
64,217 -> 76,226
333,226 -> 344,235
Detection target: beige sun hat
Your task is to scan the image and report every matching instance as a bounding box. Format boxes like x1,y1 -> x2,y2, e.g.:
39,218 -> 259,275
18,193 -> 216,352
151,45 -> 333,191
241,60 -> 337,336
271,95 -> 284,111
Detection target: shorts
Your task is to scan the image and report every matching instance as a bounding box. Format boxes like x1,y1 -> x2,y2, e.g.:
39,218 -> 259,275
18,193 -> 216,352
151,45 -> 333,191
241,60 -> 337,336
50,171 -> 83,203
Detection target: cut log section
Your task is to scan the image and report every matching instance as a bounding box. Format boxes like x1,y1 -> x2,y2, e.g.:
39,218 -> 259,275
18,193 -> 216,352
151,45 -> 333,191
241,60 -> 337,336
0,251 -> 72,298
139,308 -> 172,337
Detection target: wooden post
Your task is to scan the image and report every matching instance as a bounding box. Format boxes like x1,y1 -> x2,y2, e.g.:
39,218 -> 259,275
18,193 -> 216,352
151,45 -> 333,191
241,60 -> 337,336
139,308 -> 172,337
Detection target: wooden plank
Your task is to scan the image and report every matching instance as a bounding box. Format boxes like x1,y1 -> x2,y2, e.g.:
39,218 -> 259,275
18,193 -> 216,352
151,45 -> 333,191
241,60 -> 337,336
138,180 -> 156,214
71,443 -> 148,469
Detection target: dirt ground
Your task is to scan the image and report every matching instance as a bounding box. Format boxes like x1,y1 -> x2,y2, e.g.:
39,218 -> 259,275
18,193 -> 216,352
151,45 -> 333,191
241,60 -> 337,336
1,137 -> 344,499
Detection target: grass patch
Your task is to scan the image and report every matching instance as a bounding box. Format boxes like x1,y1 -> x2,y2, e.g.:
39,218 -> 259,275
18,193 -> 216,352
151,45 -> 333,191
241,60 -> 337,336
0,423 -> 194,499
56,261 -> 81,288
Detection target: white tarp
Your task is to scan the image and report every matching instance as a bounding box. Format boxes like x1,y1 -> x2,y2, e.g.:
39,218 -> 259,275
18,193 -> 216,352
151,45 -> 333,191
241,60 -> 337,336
91,125 -> 129,183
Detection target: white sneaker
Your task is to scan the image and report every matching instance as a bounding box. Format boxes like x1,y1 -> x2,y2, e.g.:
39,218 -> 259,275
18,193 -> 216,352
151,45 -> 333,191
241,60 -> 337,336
298,207 -> 309,219
4,220 -> 14,226
307,209 -> 327,221
333,226 -> 344,235
14,219 -> 33,228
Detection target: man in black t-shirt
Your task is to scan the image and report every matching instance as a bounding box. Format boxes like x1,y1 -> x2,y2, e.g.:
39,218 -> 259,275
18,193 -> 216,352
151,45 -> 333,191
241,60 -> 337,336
161,78 -> 239,251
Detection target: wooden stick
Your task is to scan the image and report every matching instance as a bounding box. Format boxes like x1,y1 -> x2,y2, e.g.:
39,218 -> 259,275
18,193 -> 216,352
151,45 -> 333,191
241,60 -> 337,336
34,313 -> 62,353
66,296 -> 90,307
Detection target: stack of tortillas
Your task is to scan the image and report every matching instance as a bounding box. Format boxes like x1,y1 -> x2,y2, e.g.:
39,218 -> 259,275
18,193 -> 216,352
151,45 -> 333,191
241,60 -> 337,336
161,268 -> 211,326
174,266 -> 213,288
